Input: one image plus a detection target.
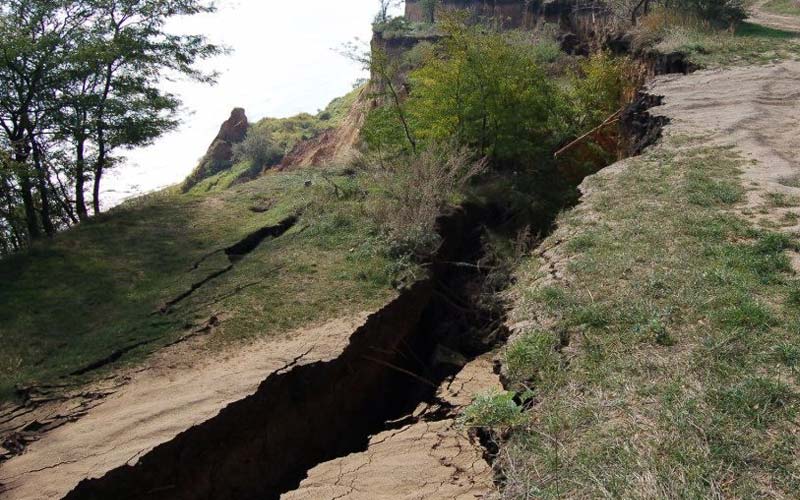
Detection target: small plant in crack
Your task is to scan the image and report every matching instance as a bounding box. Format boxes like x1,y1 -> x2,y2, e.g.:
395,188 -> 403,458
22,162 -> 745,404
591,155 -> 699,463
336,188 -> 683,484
458,391 -> 525,429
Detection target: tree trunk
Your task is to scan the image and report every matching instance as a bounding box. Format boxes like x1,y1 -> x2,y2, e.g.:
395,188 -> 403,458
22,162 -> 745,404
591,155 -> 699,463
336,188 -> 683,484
17,171 -> 40,240
75,138 -> 88,221
29,135 -> 55,236
12,131 -> 40,241
92,161 -> 102,215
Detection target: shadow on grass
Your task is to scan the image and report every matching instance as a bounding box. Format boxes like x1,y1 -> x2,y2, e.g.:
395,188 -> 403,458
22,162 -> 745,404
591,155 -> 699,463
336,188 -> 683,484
737,21 -> 799,39
0,197 -> 210,400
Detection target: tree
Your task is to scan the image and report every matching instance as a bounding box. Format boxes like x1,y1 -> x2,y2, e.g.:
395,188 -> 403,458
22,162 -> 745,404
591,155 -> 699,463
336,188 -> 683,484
0,0 -> 92,236
0,0 -> 221,253
420,0 -> 438,23
70,0 -> 221,216
404,22 -> 570,165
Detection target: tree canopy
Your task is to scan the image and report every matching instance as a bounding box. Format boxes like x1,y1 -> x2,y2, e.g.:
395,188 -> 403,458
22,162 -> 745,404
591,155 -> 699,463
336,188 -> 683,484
0,0 -> 221,254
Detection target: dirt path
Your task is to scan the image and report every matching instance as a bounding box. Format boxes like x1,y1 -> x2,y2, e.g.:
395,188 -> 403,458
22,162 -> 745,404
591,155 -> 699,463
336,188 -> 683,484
750,0 -> 800,32
650,60 -> 800,242
0,315 -> 369,499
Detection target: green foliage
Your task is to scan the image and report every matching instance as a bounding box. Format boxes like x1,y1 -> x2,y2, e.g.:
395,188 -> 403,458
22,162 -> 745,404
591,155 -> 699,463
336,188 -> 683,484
232,129 -> 283,168
363,143 -> 487,259
404,22 -> 570,164
459,391 -> 524,429
0,0 -> 221,251
568,51 -> 638,131
679,0 -> 747,25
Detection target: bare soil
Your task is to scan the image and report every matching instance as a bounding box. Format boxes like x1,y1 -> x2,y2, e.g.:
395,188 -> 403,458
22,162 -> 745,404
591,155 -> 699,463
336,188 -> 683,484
0,314 -> 370,499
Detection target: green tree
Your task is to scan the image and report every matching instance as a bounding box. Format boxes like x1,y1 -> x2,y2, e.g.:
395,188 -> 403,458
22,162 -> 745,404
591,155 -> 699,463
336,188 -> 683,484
70,0 -> 221,216
0,0 -> 91,237
404,21 -> 570,165
0,0 -> 221,251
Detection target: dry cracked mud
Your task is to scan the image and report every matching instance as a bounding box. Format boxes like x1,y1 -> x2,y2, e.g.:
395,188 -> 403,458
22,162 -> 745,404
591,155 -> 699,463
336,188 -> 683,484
0,314 -> 371,499
282,356 -> 501,500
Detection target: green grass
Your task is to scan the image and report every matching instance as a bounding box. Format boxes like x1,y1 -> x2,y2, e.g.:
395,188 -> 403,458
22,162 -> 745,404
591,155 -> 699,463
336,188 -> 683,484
764,0 -> 800,15
500,140 -> 800,498
655,21 -> 800,67
767,191 -> 800,208
0,167 -> 398,401
251,85 -> 362,156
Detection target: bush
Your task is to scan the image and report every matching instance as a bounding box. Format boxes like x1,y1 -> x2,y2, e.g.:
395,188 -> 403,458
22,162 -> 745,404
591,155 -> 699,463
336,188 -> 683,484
365,143 -> 487,258
681,0 -> 747,26
406,22 -> 570,164
569,51 -> 641,132
232,129 -> 284,168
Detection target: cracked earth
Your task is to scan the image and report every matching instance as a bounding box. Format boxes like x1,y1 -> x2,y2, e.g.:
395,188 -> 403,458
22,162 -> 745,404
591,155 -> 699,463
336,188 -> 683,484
0,314 -> 369,499
281,355 -> 500,500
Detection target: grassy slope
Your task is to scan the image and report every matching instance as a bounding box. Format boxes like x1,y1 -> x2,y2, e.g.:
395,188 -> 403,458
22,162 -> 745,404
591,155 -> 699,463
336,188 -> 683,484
186,87 -> 363,195
498,18 -> 800,498
653,21 -> 799,67
0,168 -> 396,401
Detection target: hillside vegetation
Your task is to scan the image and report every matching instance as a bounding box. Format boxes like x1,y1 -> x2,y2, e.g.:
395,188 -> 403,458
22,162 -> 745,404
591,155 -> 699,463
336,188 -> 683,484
4,0 -> 800,496
0,169 -> 399,400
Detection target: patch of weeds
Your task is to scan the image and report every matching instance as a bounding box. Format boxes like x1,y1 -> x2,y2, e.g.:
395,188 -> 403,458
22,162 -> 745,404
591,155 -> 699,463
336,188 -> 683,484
565,232 -> 597,252
459,391 -> 525,429
569,303 -> 610,329
712,377 -> 796,428
531,285 -> 572,311
686,172 -> 744,206
766,191 -> 800,208
778,175 -> 800,188
773,342 -> 800,368
633,314 -> 676,346
716,298 -> 775,331
787,283 -> 800,306
781,211 -> 800,226
504,331 -> 562,389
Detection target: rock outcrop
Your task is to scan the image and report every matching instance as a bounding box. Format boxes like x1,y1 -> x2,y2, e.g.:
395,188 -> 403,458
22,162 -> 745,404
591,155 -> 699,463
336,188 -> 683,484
182,108 -> 249,192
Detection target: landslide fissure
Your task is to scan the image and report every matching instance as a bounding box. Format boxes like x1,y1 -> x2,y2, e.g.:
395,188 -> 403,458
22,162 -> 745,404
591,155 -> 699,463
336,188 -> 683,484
63,71 -> 672,500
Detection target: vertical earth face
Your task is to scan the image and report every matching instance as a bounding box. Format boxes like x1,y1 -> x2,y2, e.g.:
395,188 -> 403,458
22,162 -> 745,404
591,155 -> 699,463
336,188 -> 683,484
182,107 -> 250,191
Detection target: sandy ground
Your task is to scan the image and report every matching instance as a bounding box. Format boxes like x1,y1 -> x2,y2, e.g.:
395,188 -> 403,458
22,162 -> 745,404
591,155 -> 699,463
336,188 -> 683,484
650,58 -> 800,238
0,314 -> 369,500
282,356 -> 501,500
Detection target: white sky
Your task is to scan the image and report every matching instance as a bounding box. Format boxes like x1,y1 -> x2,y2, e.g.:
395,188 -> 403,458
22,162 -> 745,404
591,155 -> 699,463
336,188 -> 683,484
102,0 -> 403,206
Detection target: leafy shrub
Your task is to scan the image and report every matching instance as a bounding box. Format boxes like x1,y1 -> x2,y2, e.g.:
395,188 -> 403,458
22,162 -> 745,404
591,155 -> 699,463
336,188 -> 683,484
459,391 -> 525,429
406,22 -> 570,164
569,51 -> 641,132
232,129 -> 283,168
681,0 -> 747,26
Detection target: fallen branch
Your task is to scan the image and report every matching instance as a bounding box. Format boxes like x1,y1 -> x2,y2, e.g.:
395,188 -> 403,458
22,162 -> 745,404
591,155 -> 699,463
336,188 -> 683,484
362,355 -> 437,388
554,108 -> 623,159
